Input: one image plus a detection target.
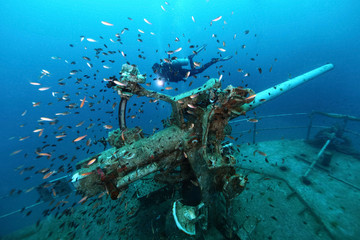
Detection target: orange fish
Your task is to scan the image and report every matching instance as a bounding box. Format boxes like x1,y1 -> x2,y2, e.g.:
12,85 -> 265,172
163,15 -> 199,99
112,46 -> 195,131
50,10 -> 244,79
114,80 -> 127,86
193,62 -> 201,67
247,118 -> 258,123
98,192 -> 106,199
245,94 -> 256,101
30,82 -> 41,85
163,58 -> 171,63
10,149 -> 23,156
76,121 -> 85,127
73,135 -> 87,142
103,125 -> 113,129
25,187 -> 35,193
87,158 -> 96,166
38,87 -> 50,91
56,134 -> 66,139
78,196 -> 88,204
41,69 -> 50,75
81,172 -> 93,176
80,96 -> 86,108
165,86 -> 173,90
43,171 -> 55,179
41,117 -> 55,121
37,152 -> 52,157
254,150 -> 267,156
226,135 -> 235,140
19,136 -> 30,141
187,104 -> 197,109
144,18 -> 152,25
101,21 -> 114,26
212,16 -> 222,22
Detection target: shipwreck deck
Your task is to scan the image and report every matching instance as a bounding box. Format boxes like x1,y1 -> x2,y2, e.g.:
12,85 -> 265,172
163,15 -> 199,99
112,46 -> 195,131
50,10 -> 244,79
233,139 -> 360,240
2,139 -> 360,240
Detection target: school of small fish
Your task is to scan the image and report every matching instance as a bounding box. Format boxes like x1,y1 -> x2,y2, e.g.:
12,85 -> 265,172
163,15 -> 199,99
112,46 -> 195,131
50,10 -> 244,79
6,7 -> 279,238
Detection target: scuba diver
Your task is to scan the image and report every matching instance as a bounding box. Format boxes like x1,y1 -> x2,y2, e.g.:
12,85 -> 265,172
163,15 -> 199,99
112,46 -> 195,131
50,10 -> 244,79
152,44 -> 232,83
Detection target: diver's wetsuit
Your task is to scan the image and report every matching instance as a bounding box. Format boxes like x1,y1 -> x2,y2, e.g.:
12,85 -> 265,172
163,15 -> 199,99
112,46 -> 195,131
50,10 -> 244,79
153,45 -> 231,83
159,58 -> 217,82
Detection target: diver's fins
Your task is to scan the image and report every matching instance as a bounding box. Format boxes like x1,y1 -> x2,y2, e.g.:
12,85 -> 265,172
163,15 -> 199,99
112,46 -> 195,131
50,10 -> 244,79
220,55 -> 232,61
194,44 -> 207,54
211,56 -> 233,63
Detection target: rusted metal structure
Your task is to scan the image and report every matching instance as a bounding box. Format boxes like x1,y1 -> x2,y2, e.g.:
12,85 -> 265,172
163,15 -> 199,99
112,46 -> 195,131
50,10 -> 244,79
71,63 -> 334,237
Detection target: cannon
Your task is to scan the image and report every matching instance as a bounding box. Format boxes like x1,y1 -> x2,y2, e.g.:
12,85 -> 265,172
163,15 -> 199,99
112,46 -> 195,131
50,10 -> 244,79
71,63 -> 334,237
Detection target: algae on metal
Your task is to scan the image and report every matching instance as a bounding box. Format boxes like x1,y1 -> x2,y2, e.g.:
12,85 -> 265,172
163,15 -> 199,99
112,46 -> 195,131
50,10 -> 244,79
71,63 -> 334,237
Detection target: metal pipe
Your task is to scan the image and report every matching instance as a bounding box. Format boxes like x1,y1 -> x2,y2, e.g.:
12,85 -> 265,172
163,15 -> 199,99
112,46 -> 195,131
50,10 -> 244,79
119,97 -> 128,130
116,163 -> 159,189
306,113 -> 313,140
0,201 -> 44,219
303,139 -> 332,177
241,64 -> 334,112
312,111 -> 360,122
72,126 -> 186,197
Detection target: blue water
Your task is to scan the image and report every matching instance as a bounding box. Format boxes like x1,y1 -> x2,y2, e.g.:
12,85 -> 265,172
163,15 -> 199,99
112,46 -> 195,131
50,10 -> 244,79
1,0 -> 360,236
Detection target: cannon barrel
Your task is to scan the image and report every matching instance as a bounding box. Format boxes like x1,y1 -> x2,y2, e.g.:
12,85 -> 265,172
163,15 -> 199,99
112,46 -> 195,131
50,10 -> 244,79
241,63 -> 334,111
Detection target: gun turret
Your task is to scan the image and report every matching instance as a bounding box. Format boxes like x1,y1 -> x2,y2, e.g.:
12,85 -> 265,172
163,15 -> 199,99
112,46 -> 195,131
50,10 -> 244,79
71,63 -> 334,236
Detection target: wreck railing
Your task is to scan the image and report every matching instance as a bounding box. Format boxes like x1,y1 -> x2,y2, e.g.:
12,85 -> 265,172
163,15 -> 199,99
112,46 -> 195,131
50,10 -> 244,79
230,111 -> 360,144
